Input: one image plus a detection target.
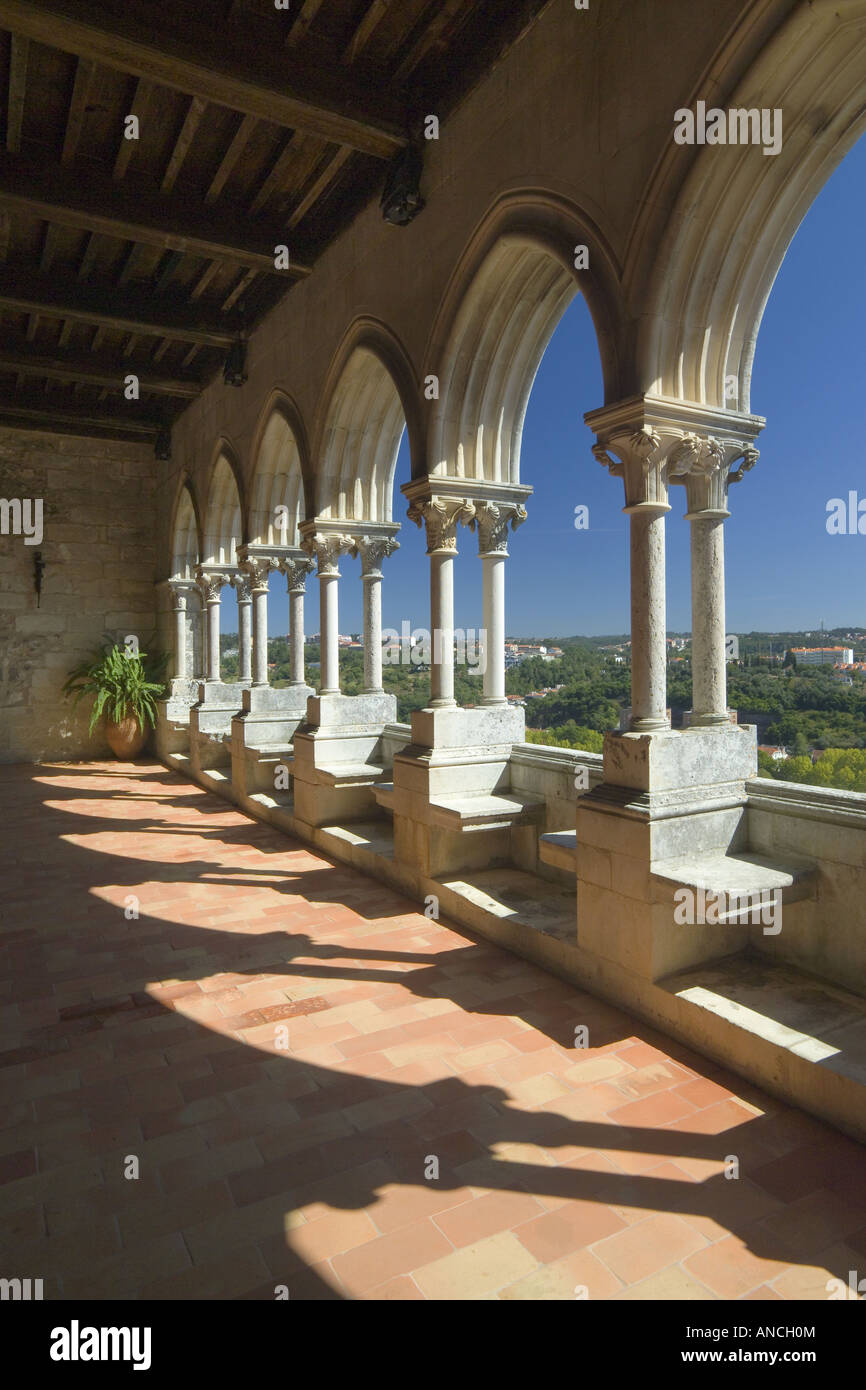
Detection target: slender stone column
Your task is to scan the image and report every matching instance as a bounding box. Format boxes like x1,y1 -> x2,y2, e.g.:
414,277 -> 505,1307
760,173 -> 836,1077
626,506 -> 670,731
472,500 -> 527,706
592,425 -> 671,733
302,534 -> 355,697
407,496 -> 476,708
282,557 -> 315,689
231,573 -> 253,684
195,569 -> 230,683
357,536 -> 400,695
689,515 -> 728,725
668,435 -> 760,728
170,583 -> 190,680
241,556 -> 278,687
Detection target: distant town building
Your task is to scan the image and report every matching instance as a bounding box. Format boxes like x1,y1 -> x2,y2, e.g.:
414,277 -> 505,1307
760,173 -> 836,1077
792,646 -> 854,666
758,745 -> 788,761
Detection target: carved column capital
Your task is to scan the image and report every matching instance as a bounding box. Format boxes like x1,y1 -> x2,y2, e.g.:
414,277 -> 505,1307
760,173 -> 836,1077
302,531 -> 356,576
194,567 -> 231,603
592,425 -> 669,509
668,434 -> 760,516
280,554 -> 316,593
470,499 -> 528,556
357,534 -> 400,578
230,571 -> 253,603
239,553 -> 279,592
407,496 -> 476,554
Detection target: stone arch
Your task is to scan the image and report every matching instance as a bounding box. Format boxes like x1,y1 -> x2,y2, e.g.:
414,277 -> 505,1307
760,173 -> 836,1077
637,0 -> 866,410
312,319 -> 422,522
248,392 -> 309,547
202,442 -> 244,565
169,478 -> 202,580
425,191 -> 624,483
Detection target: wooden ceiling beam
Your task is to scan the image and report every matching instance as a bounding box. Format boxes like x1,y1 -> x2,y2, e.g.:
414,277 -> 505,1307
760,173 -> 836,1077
6,34 -> 28,152
0,340 -> 202,395
284,0 -> 326,51
342,1 -> 390,67
0,0 -> 407,158
0,390 -> 164,437
61,56 -> 95,164
113,76 -> 153,180
0,149 -> 314,275
161,95 -> 207,194
0,264 -> 237,345
205,113 -> 257,205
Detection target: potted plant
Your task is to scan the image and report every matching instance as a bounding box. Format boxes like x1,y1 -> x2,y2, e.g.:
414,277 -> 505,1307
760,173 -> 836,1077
63,640 -> 168,759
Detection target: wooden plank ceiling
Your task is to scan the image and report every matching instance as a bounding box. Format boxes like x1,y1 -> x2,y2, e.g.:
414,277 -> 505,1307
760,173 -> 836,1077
0,0 -> 549,447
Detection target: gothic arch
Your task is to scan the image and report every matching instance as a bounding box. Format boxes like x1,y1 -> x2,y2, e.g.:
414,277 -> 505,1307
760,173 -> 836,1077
202,441 -> 245,566
248,392 -> 309,547
169,477 -> 202,580
637,0 -> 866,410
425,191 -> 624,483
312,319 -> 420,522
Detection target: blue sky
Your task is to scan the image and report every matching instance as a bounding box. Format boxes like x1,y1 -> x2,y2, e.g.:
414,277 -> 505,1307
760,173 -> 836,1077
228,133 -> 866,642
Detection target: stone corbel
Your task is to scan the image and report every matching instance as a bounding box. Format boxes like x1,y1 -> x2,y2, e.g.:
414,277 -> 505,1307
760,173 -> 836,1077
406,495 -> 476,554
470,499 -> 528,556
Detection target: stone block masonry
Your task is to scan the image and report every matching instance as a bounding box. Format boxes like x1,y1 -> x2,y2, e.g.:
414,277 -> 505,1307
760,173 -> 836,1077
0,428 -> 157,762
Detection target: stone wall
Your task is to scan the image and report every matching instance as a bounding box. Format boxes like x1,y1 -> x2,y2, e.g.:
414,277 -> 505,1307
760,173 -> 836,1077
0,428 -> 157,762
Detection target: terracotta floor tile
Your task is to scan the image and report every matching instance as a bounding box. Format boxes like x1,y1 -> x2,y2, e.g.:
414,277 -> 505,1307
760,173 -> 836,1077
3,761 -> 865,1301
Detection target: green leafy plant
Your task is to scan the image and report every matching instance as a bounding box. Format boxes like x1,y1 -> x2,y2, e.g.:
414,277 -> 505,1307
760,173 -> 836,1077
63,639 -> 167,735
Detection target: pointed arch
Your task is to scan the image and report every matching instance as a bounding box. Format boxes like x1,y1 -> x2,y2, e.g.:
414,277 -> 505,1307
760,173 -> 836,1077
248,391 -> 310,547
169,477 -> 202,580
312,319 -> 422,522
637,0 -> 866,410
202,441 -> 244,566
425,191 -> 624,482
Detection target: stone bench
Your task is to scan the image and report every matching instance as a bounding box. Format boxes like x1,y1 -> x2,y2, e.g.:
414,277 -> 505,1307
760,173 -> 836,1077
539,829 -> 578,873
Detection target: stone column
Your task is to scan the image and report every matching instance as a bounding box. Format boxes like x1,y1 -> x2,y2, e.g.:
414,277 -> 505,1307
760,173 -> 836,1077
241,555 -> 278,688
471,500 -> 527,706
407,496 -> 476,708
303,534 -> 355,696
231,572 -> 253,684
281,556 -> 315,689
169,582 -> 192,680
669,435 -> 760,728
593,425 -> 671,733
357,535 -> 400,695
195,569 -> 230,683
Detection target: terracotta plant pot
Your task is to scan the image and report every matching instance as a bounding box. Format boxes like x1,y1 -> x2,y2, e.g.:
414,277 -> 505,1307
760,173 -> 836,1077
105,715 -> 146,760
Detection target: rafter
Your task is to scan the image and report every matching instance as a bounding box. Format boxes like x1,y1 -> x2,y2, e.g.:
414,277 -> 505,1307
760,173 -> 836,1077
6,34 -> 29,153
0,340 -> 202,395
161,95 -> 207,194
0,264 -> 237,346
0,0 -> 406,159
288,146 -> 352,229
61,56 -> 94,164
343,1 -> 391,66
0,150 -> 314,276
113,76 -> 153,180
205,113 -> 257,205
285,0 -> 326,50
0,390 -> 164,438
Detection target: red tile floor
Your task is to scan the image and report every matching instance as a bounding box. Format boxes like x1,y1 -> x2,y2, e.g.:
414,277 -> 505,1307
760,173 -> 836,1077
2,761 -> 865,1300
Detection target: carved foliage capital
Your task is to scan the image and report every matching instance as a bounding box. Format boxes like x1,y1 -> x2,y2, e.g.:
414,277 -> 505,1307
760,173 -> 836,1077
593,425 -> 666,508
471,500 -> 528,555
303,532 -> 356,576
194,567 -> 231,603
358,535 -> 400,577
669,434 -> 759,513
407,496 -> 476,554
240,554 -> 279,592
280,555 -> 315,593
